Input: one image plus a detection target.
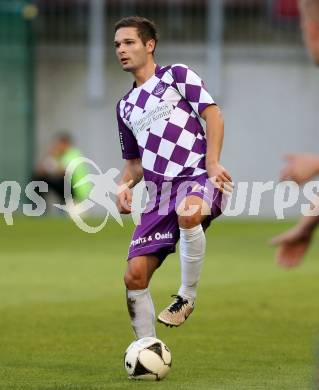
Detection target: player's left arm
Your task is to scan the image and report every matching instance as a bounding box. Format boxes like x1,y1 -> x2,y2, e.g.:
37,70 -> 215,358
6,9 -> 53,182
201,105 -> 233,194
171,64 -> 232,193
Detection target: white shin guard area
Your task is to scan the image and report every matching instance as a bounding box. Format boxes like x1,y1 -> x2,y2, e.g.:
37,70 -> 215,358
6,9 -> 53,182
126,288 -> 156,339
178,224 -> 206,301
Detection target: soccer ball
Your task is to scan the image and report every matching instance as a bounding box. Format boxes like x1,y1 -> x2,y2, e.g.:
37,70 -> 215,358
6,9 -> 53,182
124,337 -> 172,381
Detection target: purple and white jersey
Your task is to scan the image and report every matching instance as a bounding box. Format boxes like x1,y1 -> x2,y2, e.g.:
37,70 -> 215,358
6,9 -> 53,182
117,64 -> 216,180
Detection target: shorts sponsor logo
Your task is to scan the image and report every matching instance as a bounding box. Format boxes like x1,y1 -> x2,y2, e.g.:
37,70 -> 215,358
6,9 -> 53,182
130,231 -> 173,247
155,231 -> 173,240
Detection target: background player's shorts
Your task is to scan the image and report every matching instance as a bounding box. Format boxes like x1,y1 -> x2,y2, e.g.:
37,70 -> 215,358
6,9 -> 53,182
127,172 -> 222,265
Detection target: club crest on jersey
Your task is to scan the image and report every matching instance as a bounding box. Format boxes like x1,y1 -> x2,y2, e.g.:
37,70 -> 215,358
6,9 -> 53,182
152,81 -> 168,97
123,103 -> 134,120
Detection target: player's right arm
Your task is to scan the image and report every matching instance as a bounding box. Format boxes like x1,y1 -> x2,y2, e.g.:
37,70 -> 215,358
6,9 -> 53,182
117,158 -> 143,214
116,101 -> 142,214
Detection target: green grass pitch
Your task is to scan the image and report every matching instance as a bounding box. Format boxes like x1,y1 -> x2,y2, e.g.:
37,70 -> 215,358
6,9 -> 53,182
0,217 -> 318,390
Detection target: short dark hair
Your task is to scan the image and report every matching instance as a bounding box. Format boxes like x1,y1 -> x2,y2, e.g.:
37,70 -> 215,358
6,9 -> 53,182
56,132 -> 72,144
114,16 -> 159,54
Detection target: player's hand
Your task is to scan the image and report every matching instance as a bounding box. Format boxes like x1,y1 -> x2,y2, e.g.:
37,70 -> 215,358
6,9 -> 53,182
207,163 -> 233,195
270,226 -> 312,268
280,154 -> 319,184
117,184 -> 132,214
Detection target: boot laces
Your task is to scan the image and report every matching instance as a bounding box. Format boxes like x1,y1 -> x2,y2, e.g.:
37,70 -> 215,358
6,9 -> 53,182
168,294 -> 189,313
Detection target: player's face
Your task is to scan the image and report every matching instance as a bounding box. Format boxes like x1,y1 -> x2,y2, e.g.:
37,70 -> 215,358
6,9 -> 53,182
114,27 -> 151,72
300,5 -> 319,65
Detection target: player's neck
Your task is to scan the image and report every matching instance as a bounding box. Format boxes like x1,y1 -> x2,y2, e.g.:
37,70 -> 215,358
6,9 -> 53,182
133,61 -> 156,87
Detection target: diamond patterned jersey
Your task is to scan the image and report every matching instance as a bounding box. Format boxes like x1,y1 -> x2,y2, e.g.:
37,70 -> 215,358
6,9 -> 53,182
116,64 -> 216,180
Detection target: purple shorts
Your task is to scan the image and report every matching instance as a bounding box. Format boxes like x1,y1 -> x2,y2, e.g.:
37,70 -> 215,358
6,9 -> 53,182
127,172 -> 222,265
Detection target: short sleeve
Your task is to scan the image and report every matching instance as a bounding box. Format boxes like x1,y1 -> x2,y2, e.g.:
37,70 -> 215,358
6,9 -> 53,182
117,102 -> 140,160
171,64 -> 216,116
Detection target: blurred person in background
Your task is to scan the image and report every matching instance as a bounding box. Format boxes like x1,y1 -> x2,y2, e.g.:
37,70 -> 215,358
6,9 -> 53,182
33,133 -> 90,205
271,0 -> 319,267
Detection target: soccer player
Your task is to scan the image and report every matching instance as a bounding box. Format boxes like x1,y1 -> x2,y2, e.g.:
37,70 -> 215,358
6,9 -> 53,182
114,16 -> 232,339
271,0 -> 319,267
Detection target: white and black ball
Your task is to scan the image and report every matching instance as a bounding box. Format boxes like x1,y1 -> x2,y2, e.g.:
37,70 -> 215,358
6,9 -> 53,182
124,337 -> 172,381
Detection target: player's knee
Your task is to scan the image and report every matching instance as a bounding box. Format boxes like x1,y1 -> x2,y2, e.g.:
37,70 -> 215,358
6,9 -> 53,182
124,269 -> 149,290
178,214 -> 202,229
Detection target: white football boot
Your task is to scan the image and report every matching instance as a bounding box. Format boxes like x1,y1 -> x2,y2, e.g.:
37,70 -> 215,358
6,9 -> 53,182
157,295 -> 195,327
